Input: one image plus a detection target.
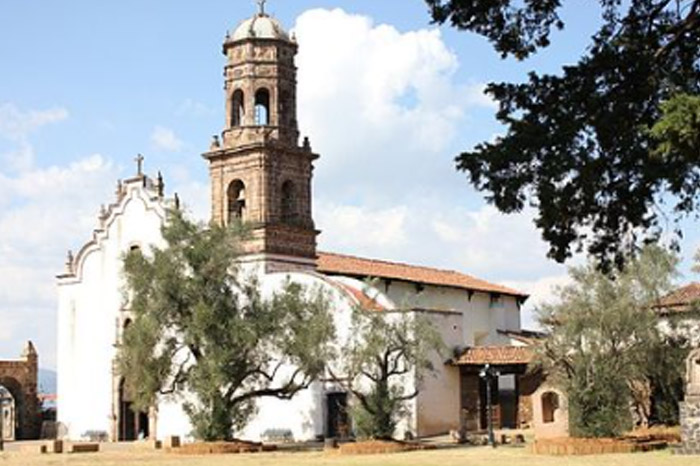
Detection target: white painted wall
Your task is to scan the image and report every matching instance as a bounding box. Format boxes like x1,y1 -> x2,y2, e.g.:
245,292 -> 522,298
658,317 -> 700,347
415,311 -> 462,437
57,179 -> 168,440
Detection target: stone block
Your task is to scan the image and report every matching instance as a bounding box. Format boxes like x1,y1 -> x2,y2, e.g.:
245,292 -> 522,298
46,439 -> 63,454
20,444 -> 47,454
164,435 -> 180,449
133,440 -> 162,450
67,443 -> 99,453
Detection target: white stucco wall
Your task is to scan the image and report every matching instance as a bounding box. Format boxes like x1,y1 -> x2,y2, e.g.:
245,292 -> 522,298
658,316 -> 700,347
57,179 -> 168,440
379,280 -> 521,347
414,311 -> 462,437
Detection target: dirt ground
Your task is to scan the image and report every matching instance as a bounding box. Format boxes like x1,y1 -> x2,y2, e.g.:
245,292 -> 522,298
1,446 -> 698,466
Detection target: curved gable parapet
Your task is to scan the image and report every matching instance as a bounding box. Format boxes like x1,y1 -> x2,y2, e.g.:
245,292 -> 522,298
57,177 -> 172,285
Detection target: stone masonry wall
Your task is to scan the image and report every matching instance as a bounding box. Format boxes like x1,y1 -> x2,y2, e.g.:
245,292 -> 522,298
677,398 -> 700,455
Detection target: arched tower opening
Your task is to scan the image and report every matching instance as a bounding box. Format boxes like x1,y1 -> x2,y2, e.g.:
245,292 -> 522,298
227,180 -> 246,223
254,89 -> 270,126
232,89 -> 245,127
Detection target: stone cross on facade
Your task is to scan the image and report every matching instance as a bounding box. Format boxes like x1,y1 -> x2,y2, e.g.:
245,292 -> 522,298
257,0 -> 266,15
135,154 -> 144,176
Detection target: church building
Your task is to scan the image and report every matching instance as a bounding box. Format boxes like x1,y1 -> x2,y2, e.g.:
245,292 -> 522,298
56,3 -> 537,442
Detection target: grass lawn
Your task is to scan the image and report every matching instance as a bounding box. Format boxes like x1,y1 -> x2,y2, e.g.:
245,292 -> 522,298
0,446 -> 698,466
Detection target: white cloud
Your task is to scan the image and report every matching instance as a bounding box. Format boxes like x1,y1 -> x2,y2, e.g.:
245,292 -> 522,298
298,8 -> 569,309
503,275 -> 573,329
317,199 -> 567,283
151,126 -> 184,152
294,9 -> 492,201
464,83 -> 497,109
2,139 -> 35,172
0,103 -> 69,172
316,202 -> 409,255
0,103 -> 68,141
0,152 -> 118,368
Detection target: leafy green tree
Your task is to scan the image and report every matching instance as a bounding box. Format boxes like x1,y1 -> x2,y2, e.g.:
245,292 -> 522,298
117,210 -> 335,441
538,245 -> 683,437
426,0 -> 700,270
328,303 -> 443,439
651,93 -> 700,162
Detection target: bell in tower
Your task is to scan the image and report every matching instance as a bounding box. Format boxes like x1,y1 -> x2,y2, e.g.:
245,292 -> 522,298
203,1 -> 320,272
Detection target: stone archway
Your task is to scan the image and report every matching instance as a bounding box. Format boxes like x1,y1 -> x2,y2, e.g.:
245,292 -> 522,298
0,342 -> 40,440
0,384 -> 16,441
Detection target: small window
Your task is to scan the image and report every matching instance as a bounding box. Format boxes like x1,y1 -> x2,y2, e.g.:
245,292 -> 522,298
489,294 -> 504,309
255,89 -> 270,126
542,391 -> 559,424
227,180 -> 246,223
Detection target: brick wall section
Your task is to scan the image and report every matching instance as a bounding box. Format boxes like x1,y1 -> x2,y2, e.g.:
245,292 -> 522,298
0,342 -> 40,440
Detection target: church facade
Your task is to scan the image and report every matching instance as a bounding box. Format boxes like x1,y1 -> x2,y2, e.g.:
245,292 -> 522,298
56,5 -> 533,442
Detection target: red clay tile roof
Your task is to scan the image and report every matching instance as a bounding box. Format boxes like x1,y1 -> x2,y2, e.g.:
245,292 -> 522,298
451,346 -> 534,366
317,252 -> 528,299
654,282 -> 700,314
334,282 -> 385,312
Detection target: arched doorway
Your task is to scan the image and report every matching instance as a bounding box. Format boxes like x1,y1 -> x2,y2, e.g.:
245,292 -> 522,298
117,378 -> 149,441
0,385 -> 15,441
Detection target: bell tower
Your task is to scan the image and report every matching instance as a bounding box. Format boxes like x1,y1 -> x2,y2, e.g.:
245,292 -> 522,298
203,1 -> 319,271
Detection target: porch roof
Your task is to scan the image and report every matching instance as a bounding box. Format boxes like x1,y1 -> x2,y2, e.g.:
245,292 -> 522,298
450,345 -> 534,366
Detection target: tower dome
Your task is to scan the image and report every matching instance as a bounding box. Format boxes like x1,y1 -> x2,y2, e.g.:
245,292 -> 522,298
229,1 -> 290,43
230,15 -> 289,42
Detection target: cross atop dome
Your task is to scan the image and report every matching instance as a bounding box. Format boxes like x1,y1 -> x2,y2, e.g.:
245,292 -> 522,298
257,0 -> 267,16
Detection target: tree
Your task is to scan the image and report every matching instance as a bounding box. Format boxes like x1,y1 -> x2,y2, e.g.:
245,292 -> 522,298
328,302 -> 443,440
537,245 -> 684,437
426,0 -> 700,270
117,210 -> 335,441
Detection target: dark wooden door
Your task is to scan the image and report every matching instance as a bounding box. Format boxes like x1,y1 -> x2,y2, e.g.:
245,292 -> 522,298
326,393 -> 348,438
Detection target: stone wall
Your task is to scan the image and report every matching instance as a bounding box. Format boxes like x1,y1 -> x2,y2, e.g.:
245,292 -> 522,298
0,342 -> 40,440
676,399 -> 700,454
676,347 -> 700,455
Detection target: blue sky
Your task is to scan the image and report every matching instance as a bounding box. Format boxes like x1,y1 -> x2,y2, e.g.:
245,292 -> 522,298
1,1 -> 698,371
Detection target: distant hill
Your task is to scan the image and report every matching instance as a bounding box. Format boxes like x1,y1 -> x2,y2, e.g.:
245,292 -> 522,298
38,368 -> 57,394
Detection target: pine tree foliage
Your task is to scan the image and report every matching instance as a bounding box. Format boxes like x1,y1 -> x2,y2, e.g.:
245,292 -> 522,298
117,210 -> 335,440
426,0 -> 700,270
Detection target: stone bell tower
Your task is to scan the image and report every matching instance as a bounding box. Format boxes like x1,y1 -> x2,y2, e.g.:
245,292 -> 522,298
203,1 -> 319,272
